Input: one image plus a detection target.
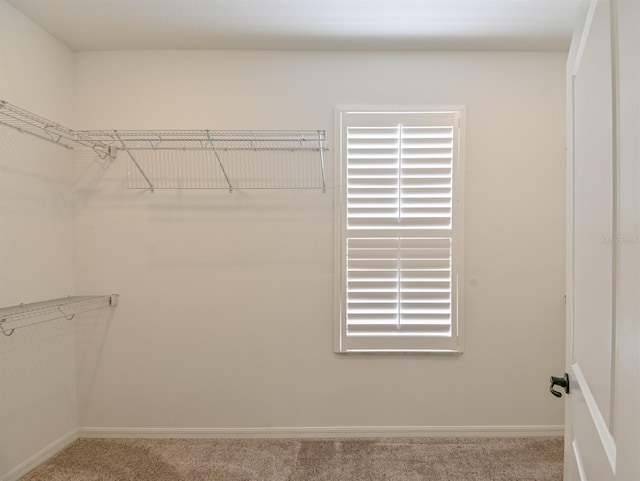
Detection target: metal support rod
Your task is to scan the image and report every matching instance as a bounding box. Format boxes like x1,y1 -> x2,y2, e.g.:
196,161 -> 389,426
319,130 -> 327,193
115,132 -> 155,192
206,131 -> 234,193
72,133 -> 114,159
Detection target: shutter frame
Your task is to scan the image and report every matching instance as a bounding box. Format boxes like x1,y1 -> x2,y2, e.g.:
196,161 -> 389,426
335,107 -> 465,353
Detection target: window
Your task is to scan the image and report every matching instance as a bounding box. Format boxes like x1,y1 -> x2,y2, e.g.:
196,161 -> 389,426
334,108 -> 464,353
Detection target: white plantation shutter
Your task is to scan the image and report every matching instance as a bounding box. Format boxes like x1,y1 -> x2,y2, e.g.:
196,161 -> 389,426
336,109 -> 464,352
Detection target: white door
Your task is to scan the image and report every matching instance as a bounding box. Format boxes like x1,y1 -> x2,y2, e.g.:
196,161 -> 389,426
564,1 -> 639,480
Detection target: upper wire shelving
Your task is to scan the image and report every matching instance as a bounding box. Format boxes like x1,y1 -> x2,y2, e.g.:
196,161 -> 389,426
0,100 -> 113,158
86,129 -> 328,192
0,100 -> 328,192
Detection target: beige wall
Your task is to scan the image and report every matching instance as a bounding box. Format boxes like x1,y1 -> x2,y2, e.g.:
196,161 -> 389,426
0,1 -> 77,477
72,49 -> 567,432
0,3 -> 570,476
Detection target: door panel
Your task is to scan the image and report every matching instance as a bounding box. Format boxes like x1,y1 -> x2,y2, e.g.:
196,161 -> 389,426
566,1 -> 616,480
571,0 -> 614,430
566,1 -> 640,480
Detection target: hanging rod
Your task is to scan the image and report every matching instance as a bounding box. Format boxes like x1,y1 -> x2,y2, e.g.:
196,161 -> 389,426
0,294 -> 118,336
81,129 -> 327,152
0,100 -> 114,158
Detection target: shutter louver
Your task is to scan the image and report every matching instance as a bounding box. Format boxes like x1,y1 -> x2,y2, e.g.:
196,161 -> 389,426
340,111 -> 460,351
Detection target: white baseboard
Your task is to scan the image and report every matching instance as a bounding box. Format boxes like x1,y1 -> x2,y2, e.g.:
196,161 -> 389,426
78,425 -> 564,439
0,429 -> 78,481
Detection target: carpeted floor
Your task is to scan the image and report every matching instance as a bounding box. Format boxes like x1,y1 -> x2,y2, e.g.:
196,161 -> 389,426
21,436 -> 563,481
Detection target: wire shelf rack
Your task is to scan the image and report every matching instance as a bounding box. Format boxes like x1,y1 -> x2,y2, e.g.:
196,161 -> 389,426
0,99 -> 328,192
88,129 -> 327,192
0,100 -> 113,157
126,149 -> 326,190
0,295 -> 118,336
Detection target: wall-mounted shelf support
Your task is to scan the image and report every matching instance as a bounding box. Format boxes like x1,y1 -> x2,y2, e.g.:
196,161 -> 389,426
319,132 -> 327,193
115,131 -> 155,192
0,294 -> 119,336
206,130 -> 233,193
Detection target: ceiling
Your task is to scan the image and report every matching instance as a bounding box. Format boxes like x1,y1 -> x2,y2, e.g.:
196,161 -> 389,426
7,0 -> 583,52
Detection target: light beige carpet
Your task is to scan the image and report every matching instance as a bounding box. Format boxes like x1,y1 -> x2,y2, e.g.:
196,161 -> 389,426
21,436 -> 563,481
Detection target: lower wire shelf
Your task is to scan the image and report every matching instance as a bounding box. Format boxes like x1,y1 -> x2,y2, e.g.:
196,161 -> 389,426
0,294 -> 118,336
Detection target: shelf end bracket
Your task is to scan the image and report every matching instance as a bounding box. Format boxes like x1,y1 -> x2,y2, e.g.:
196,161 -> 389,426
115,132 -> 155,193
206,131 -> 234,193
110,293 -> 119,307
319,130 -> 327,193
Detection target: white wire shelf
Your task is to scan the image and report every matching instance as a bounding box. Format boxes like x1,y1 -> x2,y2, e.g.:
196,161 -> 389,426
0,294 -> 118,336
0,100 -> 113,158
90,129 -> 327,192
0,99 -> 328,192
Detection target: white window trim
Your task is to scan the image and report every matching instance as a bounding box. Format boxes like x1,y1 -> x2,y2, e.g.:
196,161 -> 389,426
334,106 -> 465,354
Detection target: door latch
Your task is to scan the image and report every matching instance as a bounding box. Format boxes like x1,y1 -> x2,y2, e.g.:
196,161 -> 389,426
549,373 -> 570,398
